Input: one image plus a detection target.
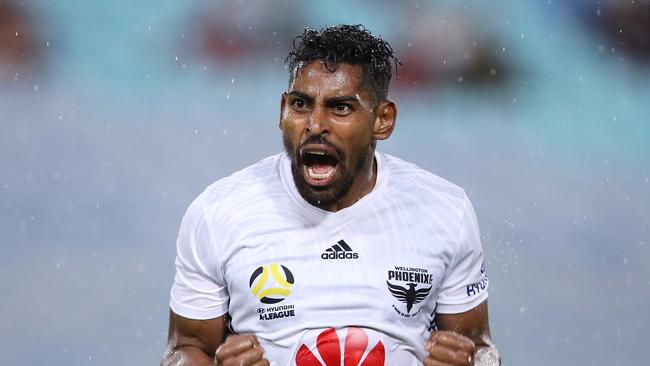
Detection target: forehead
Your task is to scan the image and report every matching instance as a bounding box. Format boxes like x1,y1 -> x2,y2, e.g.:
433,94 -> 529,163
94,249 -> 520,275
289,61 -> 368,97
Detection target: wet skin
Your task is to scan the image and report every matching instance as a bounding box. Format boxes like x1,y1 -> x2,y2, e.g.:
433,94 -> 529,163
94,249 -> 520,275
280,60 -> 397,212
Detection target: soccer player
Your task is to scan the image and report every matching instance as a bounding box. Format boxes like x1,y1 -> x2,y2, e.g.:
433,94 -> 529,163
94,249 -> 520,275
162,25 -> 500,366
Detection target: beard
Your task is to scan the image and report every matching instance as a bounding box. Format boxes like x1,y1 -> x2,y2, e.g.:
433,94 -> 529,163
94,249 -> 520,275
282,134 -> 371,209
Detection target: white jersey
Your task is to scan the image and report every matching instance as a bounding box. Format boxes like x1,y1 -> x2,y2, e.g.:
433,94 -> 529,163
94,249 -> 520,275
170,152 -> 489,366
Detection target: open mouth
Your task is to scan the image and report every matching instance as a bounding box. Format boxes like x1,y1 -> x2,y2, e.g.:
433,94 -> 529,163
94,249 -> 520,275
300,145 -> 340,187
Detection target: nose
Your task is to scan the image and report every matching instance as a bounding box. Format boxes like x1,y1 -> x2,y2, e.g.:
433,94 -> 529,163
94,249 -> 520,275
306,106 -> 329,135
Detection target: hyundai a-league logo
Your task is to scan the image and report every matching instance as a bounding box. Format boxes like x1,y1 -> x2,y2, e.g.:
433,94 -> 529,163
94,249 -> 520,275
249,263 -> 295,304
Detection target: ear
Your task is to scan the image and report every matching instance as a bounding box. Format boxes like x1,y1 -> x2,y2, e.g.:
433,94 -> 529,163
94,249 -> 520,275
372,100 -> 397,140
279,92 -> 287,130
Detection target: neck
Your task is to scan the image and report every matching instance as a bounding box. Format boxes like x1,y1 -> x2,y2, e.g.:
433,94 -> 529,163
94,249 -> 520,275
322,151 -> 377,213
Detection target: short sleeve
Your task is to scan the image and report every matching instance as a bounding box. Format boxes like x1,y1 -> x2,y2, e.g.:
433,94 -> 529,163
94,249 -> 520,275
436,197 -> 489,314
169,194 -> 229,319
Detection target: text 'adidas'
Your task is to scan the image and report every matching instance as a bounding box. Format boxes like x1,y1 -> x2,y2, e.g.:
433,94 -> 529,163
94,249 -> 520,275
321,240 -> 359,260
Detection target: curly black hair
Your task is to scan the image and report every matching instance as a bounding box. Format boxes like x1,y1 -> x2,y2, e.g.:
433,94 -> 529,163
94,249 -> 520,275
285,24 -> 400,103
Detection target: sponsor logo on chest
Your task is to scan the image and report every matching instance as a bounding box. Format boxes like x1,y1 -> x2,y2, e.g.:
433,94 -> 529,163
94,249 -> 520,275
295,327 -> 385,366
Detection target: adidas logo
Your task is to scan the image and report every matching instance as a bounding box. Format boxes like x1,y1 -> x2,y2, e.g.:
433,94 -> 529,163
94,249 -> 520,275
321,240 -> 359,260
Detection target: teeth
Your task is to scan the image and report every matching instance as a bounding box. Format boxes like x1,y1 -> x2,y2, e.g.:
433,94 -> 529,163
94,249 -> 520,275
309,151 -> 326,155
307,166 -> 335,180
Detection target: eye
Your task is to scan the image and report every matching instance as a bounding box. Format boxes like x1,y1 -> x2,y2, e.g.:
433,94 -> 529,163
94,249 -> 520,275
333,103 -> 353,115
291,98 -> 307,109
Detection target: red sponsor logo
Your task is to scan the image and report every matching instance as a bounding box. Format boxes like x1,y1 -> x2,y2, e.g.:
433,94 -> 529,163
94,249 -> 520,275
295,327 -> 385,366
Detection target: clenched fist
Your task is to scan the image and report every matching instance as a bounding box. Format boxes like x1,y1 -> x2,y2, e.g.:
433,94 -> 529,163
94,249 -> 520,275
214,334 -> 270,366
424,331 -> 475,366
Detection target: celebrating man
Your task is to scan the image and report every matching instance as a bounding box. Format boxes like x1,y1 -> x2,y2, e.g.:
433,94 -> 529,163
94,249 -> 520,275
162,24 -> 500,366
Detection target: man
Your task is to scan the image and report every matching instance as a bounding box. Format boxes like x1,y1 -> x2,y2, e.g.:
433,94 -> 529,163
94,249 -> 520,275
162,25 -> 500,366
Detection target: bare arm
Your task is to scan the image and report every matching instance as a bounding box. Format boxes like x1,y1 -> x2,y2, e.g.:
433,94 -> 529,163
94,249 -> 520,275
428,300 -> 500,365
161,309 -> 228,366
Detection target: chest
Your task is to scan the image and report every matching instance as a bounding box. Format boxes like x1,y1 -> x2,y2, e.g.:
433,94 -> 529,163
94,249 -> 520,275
221,213 -> 457,333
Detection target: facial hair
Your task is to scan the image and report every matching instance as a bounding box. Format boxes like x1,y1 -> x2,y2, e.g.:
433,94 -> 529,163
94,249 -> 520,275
282,134 -> 370,209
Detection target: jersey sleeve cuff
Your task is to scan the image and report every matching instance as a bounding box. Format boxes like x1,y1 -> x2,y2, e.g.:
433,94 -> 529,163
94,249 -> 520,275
435,291 -> 488,314
169,300 -> 228,320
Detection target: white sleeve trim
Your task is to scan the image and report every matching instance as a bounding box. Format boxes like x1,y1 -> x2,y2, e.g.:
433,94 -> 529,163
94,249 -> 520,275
169,298 -> 228,320
435,291 -> 488,314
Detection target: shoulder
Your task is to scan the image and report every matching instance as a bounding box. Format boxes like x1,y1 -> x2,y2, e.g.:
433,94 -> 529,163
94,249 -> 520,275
175,154 -> 286,262
192,153 -> 284,214
380,152 -> 468,205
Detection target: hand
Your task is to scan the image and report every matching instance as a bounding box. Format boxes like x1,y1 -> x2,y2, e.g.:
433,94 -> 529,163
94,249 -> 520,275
214,334 -> 269,366
424,331 -> 476,366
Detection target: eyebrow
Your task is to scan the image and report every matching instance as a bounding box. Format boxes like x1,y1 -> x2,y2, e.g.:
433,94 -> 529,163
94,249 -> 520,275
286,91 -> 314,104
325,96 -> 359,106
286,91 -> 360,106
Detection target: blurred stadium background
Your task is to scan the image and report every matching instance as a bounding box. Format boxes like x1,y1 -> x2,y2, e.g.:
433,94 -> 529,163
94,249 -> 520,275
1,0 -> 649,364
